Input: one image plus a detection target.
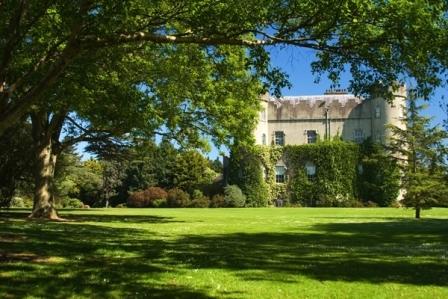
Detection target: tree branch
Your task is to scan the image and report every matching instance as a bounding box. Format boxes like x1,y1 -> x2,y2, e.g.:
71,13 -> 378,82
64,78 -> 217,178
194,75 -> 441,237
82,31 -> 270,48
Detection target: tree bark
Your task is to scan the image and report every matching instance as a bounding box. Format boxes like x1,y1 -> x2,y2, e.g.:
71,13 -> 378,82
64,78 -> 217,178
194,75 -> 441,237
28,110 -> 66,219
28,133 -> 59,219
415,206 -> 421,219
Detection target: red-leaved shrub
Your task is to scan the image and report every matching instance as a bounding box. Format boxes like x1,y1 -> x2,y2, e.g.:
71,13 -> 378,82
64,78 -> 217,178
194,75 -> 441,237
127,187 -> 168,208
127,191 -> 148,208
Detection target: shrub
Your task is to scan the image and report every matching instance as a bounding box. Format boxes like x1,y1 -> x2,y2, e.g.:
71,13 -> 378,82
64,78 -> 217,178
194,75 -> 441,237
127,191 -> 148,208
224,185 -> 246,207
144,187 -> 168,201
127,187 -> 168,208
244,183 -> 269,207
209,194 -> 226,208
115,203 -> 127,208
152,198 -> 167,208
191,189 -> 204,200
167,188 -> 191,207
364,200 -> 378,208
339,199 -> 364,208
189,189 -> 209,208
58,197 -> 84,209
10,196 -> 33,208
190,197 -> 210,208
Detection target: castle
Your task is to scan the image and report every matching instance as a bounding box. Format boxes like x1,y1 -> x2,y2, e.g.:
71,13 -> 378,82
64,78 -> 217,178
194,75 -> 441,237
253,87 -> 407,183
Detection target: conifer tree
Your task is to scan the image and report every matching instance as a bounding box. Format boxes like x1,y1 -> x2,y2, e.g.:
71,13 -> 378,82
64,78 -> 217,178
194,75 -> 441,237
388,92 -> 448,218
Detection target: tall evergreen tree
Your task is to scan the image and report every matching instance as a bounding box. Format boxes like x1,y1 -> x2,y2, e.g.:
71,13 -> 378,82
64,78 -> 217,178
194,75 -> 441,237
358,138 -> 400,207
388,92 -> 448,218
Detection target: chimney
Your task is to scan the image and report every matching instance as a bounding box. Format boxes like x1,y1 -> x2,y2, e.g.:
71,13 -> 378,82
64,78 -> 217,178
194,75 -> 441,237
324,88 -> 348,95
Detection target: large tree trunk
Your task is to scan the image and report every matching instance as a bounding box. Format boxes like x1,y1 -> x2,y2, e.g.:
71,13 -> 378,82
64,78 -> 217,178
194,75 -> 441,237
415,206 -> 421,219
28,110 -> 66,220
29,137 -> 59,219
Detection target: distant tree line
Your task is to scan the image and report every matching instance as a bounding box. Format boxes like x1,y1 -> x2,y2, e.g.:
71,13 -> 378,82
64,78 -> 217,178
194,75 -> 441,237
0,137 -> 229,209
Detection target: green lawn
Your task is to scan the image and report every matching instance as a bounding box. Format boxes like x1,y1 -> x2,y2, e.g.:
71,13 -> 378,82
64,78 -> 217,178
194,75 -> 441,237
1,208 -> 447,299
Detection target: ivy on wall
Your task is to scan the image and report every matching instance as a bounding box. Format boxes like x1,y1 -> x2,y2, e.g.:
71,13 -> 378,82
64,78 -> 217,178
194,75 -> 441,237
253,145 -> 283,200
283,141 -> 359,206
228,146 -> 270,207
228,140 -> 400,207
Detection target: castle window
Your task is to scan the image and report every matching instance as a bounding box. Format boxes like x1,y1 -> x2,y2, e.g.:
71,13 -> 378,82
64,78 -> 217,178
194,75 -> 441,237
262,133 -> 266,145
307,130 -> 317,144
354,128 -> 364,143
261,109 -> 267,121
305,161 -> 316,179
275,166 -> 286,183
275,131 -> 285,146
375,106 -> 381,118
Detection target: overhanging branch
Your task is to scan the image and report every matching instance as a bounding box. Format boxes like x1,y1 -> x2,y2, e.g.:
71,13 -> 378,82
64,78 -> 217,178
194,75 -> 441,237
82,31 -> 271,48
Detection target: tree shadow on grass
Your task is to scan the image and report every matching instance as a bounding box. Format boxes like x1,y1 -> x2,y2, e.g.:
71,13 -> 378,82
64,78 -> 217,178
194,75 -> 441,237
166,219 -> 448,286
0,214 -> 447,298
0,217 -> 211,299
63,214 -> 185,224
0,210 -> 184,224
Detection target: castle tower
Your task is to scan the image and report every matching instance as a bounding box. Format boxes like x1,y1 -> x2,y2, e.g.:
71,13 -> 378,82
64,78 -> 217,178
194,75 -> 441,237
371,85 -> 406,144
253,93 -> 269,145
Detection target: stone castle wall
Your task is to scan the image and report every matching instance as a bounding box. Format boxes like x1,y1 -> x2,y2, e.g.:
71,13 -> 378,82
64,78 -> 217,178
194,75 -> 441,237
254,89 -> 406,145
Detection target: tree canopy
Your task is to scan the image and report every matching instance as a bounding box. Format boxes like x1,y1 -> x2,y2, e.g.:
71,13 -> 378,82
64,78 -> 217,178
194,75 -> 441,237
1,0 -> 448,136
2,0 -> 448,218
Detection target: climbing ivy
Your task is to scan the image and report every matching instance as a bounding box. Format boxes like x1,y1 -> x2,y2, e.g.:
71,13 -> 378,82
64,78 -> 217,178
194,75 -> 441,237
283,141 -> 360,206
229,140 -> 399,207
252,145 -> 283,200
228,146 -> 270,206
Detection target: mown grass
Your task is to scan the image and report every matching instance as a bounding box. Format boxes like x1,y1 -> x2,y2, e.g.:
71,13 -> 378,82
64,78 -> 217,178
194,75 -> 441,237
1,208 -> 447,299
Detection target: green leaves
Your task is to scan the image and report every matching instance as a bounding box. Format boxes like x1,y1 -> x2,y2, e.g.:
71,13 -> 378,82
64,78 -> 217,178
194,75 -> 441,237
284,141 -> 360,206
